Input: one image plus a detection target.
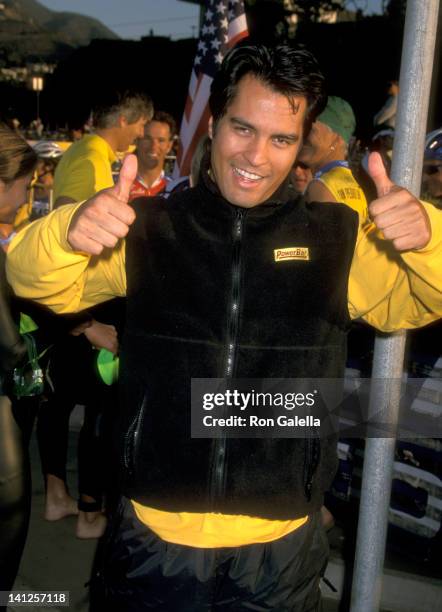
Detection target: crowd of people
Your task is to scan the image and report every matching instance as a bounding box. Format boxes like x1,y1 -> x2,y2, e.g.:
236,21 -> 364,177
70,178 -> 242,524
0,40 -> 441,611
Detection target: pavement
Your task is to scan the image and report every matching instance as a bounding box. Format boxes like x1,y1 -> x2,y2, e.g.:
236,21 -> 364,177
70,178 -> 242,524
9,406 -> 441,612
10,418 -> 96,612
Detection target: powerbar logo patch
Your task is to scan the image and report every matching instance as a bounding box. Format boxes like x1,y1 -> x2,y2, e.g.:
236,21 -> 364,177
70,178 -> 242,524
274,247 -> 310,262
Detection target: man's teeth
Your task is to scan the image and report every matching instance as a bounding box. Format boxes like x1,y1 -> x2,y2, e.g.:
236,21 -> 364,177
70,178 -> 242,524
233,167 -> 262,181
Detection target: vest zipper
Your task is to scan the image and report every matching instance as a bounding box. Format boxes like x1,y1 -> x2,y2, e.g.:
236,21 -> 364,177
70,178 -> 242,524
225,209 -> 245,377
210,208 -> 245,506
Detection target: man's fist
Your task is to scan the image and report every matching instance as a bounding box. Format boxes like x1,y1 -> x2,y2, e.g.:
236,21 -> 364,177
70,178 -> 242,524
84,319 -> 119,354
368,152 -> 431,251
68,154 -> 138,255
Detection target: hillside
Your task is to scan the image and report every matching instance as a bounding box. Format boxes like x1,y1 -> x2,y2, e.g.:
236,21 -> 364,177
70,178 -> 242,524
0,0 -> 118,63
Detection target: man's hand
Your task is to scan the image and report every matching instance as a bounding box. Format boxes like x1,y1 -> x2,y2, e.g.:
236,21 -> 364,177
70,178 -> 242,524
69,320 -> 92,336
84,319 -> 119,354
368,152 -> 431,251
67,154 -> 138,255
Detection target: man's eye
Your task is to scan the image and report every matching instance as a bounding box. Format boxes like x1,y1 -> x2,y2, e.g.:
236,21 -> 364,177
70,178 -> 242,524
235,126 -> 250,135
273,137 -> 290,147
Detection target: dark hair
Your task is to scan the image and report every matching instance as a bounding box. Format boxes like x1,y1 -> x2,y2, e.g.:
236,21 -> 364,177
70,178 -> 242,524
209,44 -> 327,136
150,111 -> 177,139
190,135 -> 210,186
93,90 -> 154,129
0,122 -> 37,184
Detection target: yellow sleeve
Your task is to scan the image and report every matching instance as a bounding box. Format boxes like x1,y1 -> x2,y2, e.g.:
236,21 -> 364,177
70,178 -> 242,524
348,202 -> 442,331
6,203 -> 126,314
54,150 -> 114,203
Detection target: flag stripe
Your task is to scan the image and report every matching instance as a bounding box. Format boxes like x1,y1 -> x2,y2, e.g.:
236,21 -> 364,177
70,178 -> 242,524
180,74 -> 213,154
189,69 -> 198,99
180,105 -> 212,175
228,28 -> 248,49
228,14 -> 248,41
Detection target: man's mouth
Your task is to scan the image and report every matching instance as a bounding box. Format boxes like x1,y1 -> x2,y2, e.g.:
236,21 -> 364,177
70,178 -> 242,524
233,166 -> 264,182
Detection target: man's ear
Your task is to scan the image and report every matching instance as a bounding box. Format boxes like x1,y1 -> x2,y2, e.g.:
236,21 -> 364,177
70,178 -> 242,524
166,136 -> 175,155
119,115 -> 128,128
208,116 -> 214,139
334,133 -> 346,153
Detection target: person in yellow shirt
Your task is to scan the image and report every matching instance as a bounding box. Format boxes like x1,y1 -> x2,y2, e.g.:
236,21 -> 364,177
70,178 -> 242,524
54,90 -> 153,207
48,91 -> 153,538
7,45 -> 442,611
298,95 -> 369,221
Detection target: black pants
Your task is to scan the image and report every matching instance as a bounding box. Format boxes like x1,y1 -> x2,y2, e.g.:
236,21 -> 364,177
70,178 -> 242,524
37,335 -> 116,503
38,298 -> 124,501
0,396 -> 31,599
91,498 -> 328,611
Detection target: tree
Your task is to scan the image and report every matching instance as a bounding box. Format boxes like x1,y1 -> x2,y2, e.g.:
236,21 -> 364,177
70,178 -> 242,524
284,0 -> 344,23
246,1 -> 289,44
385,0 -> 406,21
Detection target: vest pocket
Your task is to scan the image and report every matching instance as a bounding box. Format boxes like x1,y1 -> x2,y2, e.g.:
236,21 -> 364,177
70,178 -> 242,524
123,394 -> 147,475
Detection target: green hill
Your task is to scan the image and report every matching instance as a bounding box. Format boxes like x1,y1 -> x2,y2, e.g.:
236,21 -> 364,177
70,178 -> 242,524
0,0 -> 118,64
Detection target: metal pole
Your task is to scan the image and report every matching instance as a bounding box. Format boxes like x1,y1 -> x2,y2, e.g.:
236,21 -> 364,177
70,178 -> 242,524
350,2 -> 440,611
426,7 -> 442,131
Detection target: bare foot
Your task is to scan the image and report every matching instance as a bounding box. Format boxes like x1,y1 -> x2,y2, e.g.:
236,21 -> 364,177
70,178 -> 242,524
44,474 -> 79,521
45,495 -> 79,521
76,511 -> 107,539
321,505 -> 335,532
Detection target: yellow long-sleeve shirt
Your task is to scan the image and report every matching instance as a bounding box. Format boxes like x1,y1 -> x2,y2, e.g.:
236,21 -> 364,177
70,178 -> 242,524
8,201 -> 441,328
6,201 -> 442,547
53,134 -> 116,203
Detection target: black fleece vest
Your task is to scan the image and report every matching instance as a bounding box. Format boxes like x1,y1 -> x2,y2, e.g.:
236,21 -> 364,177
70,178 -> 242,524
119,175 -> 358,520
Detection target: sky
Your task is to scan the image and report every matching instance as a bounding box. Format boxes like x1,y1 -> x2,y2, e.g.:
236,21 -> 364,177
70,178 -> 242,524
38,0 -> 201,40
38,0 -> 383,41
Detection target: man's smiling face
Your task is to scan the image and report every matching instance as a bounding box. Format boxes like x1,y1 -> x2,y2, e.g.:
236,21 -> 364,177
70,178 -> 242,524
209,74 -> 307,208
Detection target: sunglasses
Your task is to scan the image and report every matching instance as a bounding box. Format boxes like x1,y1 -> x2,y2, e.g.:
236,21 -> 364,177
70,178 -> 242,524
423,164 -> 442,175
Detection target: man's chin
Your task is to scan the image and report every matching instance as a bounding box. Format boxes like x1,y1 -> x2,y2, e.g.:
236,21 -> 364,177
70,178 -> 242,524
227,193 -> 265,209
144,159 -> 160,170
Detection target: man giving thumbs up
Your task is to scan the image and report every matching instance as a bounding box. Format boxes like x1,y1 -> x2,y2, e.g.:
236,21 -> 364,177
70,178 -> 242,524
368,151 -> 431,251
6,43 -> 442,611
68,154 -> 138,255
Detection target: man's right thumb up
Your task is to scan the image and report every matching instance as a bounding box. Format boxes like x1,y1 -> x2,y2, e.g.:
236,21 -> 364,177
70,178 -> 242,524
114,154 -> 138,202
68,154 -> 137,255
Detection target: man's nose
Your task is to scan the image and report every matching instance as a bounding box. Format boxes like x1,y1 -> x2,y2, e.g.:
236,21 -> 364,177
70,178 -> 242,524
149,139 -> 160,152
243,136 -> 268,167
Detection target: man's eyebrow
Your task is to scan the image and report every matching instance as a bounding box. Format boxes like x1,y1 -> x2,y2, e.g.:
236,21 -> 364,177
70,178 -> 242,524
272,132 -> 299,143
229,117 -> 299,142
230,116 -> 256,131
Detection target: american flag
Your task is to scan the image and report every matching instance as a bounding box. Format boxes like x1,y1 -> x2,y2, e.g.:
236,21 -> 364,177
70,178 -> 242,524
174,0 -> 248,177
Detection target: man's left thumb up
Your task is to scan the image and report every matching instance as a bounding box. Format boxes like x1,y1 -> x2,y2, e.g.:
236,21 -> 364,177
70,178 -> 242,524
367,151 -> 394,197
